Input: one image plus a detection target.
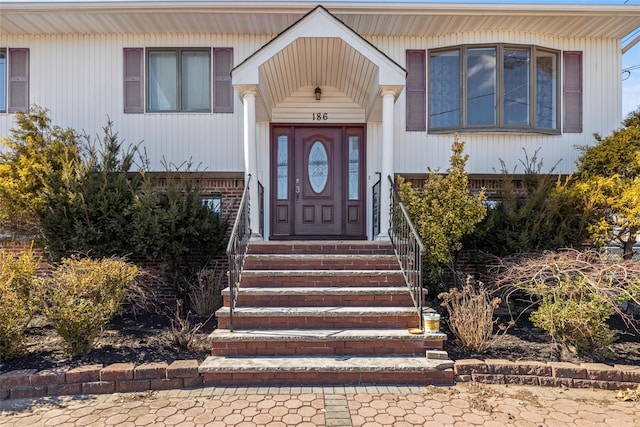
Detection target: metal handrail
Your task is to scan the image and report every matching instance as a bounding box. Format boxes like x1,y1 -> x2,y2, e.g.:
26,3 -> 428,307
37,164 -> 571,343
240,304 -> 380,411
387,175 -> 426,331
372,173 -> 381,237
226,174 -> 251,332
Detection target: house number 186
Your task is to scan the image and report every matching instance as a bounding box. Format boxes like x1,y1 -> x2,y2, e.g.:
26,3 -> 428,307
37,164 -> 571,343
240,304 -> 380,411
312,113 -> 328,121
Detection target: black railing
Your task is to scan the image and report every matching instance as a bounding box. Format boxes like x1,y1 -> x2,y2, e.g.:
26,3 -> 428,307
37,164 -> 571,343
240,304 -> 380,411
387,175 -> 426,331
226,174 -> 252,332
258,180 -> 264,239
372,173 -> 381,237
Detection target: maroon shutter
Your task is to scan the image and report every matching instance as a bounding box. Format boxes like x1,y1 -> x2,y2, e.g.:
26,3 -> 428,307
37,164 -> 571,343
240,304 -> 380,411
8,48 -> 29,113
124,48 -> 144,113
406,50 -> 426,131
563,51 -> 582,133
213,48 -> 233,113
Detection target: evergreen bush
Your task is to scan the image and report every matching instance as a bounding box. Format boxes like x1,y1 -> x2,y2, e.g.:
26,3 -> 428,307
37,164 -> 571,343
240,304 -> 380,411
398,136 -> 486,293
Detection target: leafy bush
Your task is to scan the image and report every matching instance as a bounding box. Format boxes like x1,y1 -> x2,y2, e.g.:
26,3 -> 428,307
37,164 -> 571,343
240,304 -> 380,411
398,136 -> 486,292
0,248 -> 41,360
497,250 -> 640,356
529,280 -> 617,356
439,278 -> 503,353
39,256 -> 138,355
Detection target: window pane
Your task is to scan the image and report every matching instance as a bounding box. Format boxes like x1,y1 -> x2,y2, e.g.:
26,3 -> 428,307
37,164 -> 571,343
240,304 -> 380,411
536,50 -> 557,129
504,48 -> 530,126
430,50 -> 460,128
0,52 -> 5,112
308,141 -> 329,194
148,51 -> 177,111
277,135 -> 288,200
182,50 -> 210,111
467,47 -> 496,126
348,136 -> 359,200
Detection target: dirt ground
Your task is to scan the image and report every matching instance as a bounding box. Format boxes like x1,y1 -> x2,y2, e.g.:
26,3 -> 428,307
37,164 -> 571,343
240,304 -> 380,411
1,310 -> 639,374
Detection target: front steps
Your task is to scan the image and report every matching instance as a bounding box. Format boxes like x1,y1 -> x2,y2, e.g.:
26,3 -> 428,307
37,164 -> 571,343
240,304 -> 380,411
199,241 -> 453,386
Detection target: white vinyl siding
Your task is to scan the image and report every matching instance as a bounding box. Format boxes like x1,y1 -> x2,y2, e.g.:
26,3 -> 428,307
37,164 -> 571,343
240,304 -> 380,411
0,32 -> 622,182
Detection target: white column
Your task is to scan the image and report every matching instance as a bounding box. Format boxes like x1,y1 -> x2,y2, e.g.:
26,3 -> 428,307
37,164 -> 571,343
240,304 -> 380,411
242,89 -> 261,240
377,90 -> 395,240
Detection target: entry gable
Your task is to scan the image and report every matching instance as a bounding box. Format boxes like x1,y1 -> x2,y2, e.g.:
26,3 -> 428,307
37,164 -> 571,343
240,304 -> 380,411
232,5 -> 406,120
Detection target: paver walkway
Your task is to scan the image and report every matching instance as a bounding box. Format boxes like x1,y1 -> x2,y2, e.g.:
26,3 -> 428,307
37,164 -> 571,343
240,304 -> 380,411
1,383 -> 638,426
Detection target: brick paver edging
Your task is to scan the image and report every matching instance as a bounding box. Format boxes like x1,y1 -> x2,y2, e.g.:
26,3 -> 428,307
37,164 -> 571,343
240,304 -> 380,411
454,358 -> 640,390
2,358 -> 640,400
0,360 -> 202,400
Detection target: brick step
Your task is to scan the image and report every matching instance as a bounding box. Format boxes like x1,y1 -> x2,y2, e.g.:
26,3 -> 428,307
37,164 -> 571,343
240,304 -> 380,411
247,241 -> 395,255
244,254 -> 400,271
215,306 -> 419,329
223,286 -> 413,307
199,355 -> 454,386
240,270 -> 406,288
209,328 -> 445,356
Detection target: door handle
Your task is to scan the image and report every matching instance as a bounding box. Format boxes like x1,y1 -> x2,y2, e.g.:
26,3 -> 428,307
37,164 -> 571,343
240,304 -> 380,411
295,178 -> 301,203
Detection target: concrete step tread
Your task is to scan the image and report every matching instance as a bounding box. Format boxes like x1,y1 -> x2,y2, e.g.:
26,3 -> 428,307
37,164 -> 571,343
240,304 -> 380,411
242,270 -> 403,276
246,254 -> 398,260
216,306 -> 418,317
208,328 -> 446,341
199,355 -> 453,373
223,286 -> 410,295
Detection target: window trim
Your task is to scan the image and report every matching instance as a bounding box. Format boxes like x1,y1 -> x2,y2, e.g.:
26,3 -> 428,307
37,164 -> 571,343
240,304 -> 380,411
146,47 -> 212,113
428,43 -> 561,135
0,48 -> 6,113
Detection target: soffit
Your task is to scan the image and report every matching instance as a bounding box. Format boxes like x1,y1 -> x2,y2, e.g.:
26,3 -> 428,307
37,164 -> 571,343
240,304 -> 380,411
259,37 -> 377,108
1,2 -> 640,39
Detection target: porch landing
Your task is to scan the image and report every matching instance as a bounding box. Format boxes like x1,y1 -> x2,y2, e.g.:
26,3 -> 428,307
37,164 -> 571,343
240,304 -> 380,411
199,241 -> 453,386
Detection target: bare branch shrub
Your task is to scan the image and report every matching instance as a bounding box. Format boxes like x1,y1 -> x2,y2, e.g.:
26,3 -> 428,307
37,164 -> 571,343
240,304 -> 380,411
495,249 -> 640,355
168,300 -> 213,351
125,268 -> 162,318
190,261 -> 226,317
438,277 -> 504,353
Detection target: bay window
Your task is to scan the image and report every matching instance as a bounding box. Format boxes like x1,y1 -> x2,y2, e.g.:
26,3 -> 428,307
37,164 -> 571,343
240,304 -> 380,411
429,44 -> 560,133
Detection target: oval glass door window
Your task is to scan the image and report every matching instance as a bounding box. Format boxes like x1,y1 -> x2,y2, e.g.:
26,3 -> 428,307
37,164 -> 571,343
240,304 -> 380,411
308,141 -> 329,194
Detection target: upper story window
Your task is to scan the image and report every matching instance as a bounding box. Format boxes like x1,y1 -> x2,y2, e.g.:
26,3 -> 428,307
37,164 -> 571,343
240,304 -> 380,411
124,47 -> 233,114
428,44 -> 560,134
148,48 -> 211,112
0,48 -> 29,114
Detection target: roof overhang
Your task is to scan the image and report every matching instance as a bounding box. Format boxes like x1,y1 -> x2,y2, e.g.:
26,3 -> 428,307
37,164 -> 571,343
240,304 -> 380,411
2,1 -> 640,39
233,6 -> 405,121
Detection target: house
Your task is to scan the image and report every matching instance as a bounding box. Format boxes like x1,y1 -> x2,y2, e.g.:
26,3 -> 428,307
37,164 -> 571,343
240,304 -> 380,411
3,0 -> 640,387
1,1 -> 639,242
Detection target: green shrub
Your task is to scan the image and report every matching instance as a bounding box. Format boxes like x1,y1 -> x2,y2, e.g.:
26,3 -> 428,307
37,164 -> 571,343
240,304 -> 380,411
498,250 -> 640,357
0,106 -> 80,237
398,137 -> 486,293
132,167 -> 228,303
40,256 -> 138,355
530,280 -> 617,356
0,247 -> 41,360
40,119 -> 140,260
464,150 -> 589,255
